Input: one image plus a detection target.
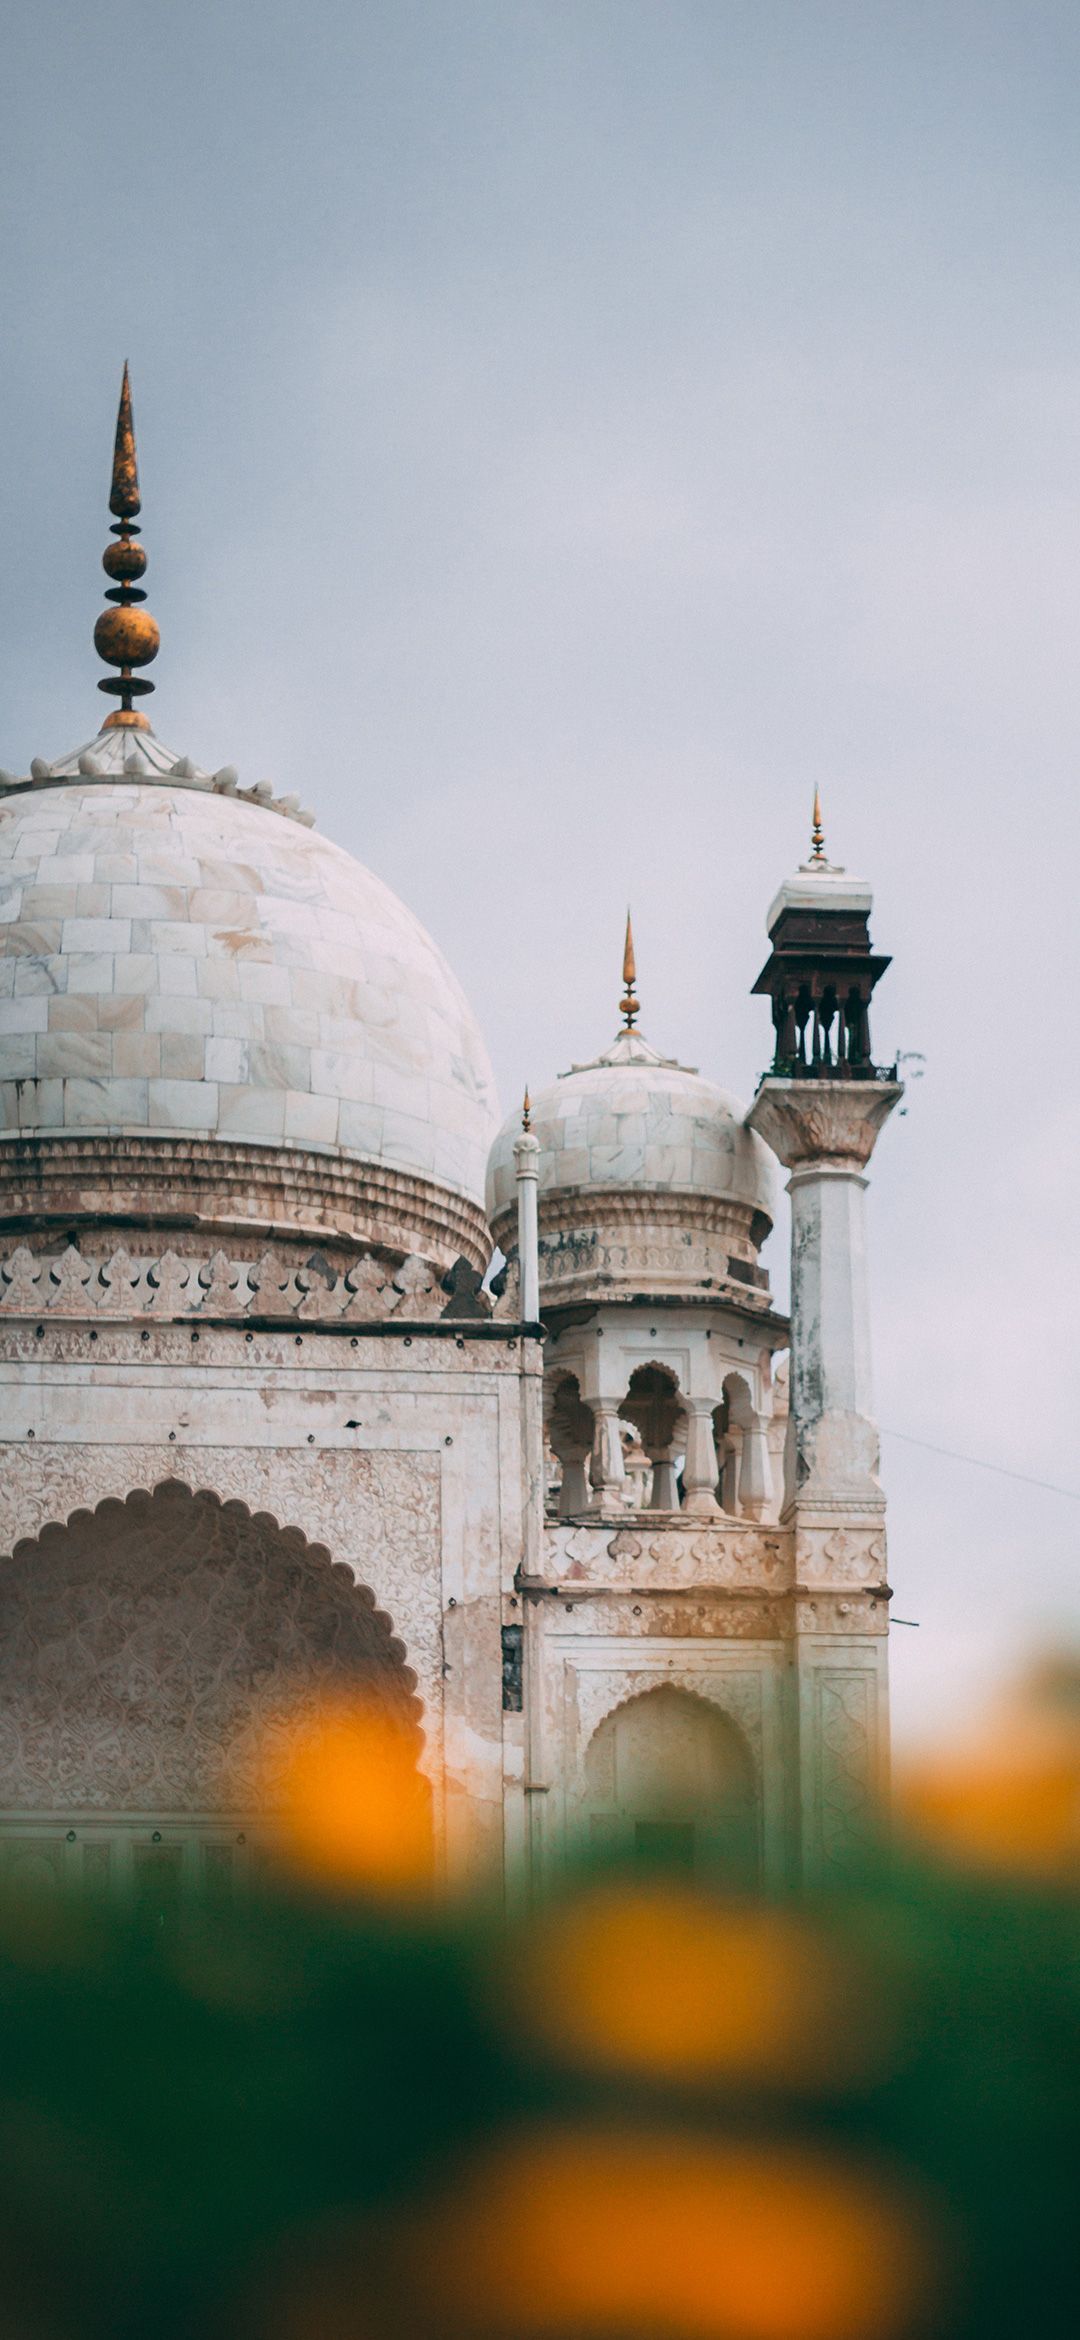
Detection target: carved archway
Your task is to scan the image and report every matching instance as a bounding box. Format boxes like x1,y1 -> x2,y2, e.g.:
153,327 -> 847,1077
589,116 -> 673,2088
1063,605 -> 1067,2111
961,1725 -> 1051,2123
581,1683 -> 759,1881
0,1482 -> 422,1891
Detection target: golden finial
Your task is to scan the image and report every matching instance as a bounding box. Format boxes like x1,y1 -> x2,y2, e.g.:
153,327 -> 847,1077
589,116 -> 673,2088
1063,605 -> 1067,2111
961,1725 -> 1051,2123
94,365 -> 159,732
522,1086 -> 532,1132
619,908 -> 640,1029
809,787 -> 826,864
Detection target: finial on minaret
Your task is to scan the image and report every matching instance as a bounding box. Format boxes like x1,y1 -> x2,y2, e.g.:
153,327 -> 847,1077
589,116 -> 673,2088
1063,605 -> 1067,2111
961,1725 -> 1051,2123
619,909 -> 640,1029
94,365 -> 159,732
522,1086 -> 532,1132
809,787 -> 826,865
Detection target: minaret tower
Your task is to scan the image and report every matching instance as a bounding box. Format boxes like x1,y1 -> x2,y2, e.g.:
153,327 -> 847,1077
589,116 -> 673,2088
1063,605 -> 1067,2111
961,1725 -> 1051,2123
748,800 -> 901,1870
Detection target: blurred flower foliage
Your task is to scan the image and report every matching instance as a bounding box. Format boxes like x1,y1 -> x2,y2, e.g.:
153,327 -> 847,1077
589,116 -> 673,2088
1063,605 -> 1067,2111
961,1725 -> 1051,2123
0,1673 -> 1074,2340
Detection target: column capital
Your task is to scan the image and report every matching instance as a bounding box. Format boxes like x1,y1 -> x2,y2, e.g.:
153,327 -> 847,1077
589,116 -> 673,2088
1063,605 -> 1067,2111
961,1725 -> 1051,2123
747,1077 -> 902,1173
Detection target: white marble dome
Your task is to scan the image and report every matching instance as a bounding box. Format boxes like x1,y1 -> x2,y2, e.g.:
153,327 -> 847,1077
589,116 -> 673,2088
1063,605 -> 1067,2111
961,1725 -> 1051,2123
486,1026 -> 780,1305
0,748 -> 497,1265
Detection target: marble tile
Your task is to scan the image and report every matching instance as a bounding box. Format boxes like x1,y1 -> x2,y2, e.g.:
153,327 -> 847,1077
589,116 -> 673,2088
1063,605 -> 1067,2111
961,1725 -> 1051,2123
65,953 -> 118,995
5,922 -> 63,957
156,955 -> 200,997
13,956 -> 64,995
336,1101 -> 385,1155
36,1030 -> 112,1079
148,1077 -> 217,1130
283,1089 -> 339,1145
216,1083 -> 286,1139
112,1031 -> 161,1078
309,1048 -> 374,1105
160,1034 -> 204,1081
144,996 -> 214,1036
238,963 -> 292,1005
0,1033 -> 36,1079
9,1075 -> 62,1127
112,955 -> 161,996
96,994 -> 145,1032
0,996 -> 50,1035
204,1037 -> 250,1084
61,917 -> 132,955
63,1076 -> 149,1127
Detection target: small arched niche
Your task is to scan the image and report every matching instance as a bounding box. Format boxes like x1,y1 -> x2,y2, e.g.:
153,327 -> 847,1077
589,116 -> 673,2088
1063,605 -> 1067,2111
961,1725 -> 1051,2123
582,1685 -> 759,1883
0,1480 -> 423,1903
619,1364 -> 687,1511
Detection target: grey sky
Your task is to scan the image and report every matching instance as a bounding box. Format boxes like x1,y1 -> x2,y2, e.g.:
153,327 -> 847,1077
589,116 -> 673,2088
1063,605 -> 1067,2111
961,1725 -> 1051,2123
2,1 -> 1078,1743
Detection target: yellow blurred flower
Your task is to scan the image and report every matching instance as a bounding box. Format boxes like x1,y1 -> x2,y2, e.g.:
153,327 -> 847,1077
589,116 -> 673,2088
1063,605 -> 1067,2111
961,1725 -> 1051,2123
415,2127 -> 931,2339
268,1695 -> 433,1897
517,1885 -> 880,2090
895,1668 -> 1080,1886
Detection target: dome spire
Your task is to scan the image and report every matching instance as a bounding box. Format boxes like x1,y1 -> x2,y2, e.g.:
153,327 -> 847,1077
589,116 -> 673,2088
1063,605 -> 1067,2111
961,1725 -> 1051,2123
809,787 -> 827,864
619,908 -> 640,1029
94,364 -> 159,733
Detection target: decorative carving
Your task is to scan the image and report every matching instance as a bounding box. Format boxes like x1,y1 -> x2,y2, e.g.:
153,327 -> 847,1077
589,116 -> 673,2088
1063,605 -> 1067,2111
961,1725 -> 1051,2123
145,1250 -> 192,1313
748,1079 -> 902,1172
556,1596 -> 779,1640
489,1257 -> 521,1320
199,1251 -> 252,1315
1,1248 -> 43,1311
571,1666 -> 765,1782
795,1526 -> 887,1587
817,1671 -> 876,1867
0,1447 -> 445,1776
0,1483 -> 420,1815
440,1257 -> 492,1320
47,1245 -> 94,1311
0,1239 -> 476,1327
543,1520 -> 792,1592
99,1248 -> 141,1312
384,1255 -> 436,1319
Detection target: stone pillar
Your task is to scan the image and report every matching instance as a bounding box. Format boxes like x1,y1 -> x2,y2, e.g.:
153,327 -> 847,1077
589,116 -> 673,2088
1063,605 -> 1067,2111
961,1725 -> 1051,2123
747,1080 -> 900,1508
748,1076 -> 900,1878
644,1446 -> 680,1511
589,1400 -> 628,1514
737,1421 -> 772,1521
551,1435 -> 591,1520
681,1399 -> 722,1517
513,1126 -> 541,1324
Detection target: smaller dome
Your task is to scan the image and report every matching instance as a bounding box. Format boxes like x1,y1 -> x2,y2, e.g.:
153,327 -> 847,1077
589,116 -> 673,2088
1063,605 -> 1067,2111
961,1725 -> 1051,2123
487,1026 -> 780,1308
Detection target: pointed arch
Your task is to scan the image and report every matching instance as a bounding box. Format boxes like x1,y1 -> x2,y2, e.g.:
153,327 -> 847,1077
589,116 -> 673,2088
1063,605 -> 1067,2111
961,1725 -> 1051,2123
0,1479 -> 423,1818
581,1681 -> 760,1882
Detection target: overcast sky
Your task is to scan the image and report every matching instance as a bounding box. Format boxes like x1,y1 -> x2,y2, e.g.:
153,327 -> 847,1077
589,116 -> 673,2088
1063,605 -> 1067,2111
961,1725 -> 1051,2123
2,0 -> 1078,1744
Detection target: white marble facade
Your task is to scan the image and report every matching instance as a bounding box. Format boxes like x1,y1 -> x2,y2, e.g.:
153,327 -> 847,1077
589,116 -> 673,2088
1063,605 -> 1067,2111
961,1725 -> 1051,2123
0,719 -> 898,1895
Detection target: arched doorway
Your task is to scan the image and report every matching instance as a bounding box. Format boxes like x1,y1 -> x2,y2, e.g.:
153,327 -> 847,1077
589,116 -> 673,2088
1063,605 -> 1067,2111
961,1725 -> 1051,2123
0,1481 -> 421,1907
582,1686 -> 759,1883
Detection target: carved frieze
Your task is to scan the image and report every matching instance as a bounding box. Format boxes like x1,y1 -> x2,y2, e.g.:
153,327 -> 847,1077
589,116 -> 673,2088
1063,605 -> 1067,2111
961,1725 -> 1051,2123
794,1525 -> 888,1587
543,1518 -> 792,1592
0,1239 -> 445,1325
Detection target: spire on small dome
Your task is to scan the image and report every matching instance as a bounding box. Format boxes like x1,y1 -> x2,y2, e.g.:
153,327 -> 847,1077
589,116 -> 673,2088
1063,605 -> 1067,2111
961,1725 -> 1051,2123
619,909 -> 640,1029
94,365 -> 159,733
809,787 -> 826,865
522,1085 -> 532,1132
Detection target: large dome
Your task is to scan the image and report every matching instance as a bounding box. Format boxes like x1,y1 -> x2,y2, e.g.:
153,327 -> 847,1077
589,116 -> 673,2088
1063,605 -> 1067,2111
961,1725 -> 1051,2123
487,1026 -> 780,1306
0,751 -> 497,1268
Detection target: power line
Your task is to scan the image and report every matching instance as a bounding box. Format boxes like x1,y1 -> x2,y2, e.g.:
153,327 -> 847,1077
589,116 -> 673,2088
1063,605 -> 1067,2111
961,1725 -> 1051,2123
882,1427 -> 1080,1503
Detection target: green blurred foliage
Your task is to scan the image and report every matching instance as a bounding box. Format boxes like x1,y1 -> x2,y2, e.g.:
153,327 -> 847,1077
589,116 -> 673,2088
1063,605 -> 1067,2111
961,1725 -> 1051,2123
0,1839 -> 1073,2340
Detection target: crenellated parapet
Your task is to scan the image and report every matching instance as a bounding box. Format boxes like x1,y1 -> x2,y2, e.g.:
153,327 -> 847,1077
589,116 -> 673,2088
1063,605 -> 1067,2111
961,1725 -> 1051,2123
0,1241 -> 507,1324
